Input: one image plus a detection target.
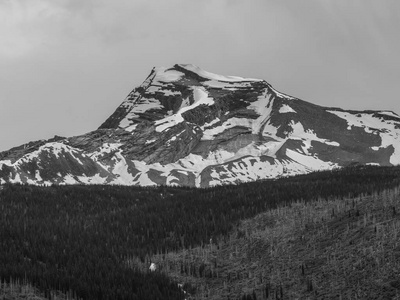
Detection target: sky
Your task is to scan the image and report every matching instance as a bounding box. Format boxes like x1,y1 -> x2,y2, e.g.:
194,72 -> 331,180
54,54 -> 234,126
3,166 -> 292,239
1,0 -> 399,152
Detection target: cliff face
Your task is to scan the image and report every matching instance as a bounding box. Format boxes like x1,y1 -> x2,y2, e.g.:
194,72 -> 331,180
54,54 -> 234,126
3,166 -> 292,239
1,64 -> 400,187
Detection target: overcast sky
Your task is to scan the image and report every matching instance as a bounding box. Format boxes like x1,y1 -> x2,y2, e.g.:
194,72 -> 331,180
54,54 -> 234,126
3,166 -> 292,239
1,0 -> 399,152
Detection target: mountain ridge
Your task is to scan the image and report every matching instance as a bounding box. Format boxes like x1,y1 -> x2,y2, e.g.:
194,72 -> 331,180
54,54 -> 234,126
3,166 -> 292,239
1,64 -> 400,187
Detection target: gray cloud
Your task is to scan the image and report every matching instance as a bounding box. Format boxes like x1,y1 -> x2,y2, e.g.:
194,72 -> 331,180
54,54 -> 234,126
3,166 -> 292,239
1,0 -> 399,151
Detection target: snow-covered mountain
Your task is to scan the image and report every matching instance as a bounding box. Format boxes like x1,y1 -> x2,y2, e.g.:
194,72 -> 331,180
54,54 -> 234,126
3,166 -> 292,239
1,64 -> 400,187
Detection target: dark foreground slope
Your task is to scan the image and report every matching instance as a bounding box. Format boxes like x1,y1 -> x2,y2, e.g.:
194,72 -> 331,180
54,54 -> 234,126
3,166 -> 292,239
1,166 -> 400,299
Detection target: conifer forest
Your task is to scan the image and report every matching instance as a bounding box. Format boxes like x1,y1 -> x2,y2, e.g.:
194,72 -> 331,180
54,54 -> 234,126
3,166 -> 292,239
1,165 -> 400,299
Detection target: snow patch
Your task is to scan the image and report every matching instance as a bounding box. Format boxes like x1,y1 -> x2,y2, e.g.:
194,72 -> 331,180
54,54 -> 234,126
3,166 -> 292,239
0,160 -> 12,168
10,173 -> 22,184
207,157 -> 284,187
153,67 -> 184,82
201,117 -> 252,140
289,121 -> 340,154
286,149 -> 338,170
155,87 -> 215,132
109,153 -> 137,185
35,170 -> 42,181
90,143 -> 122,161
328,110 -> 400,165
62,174 -> 78,185
124,124 -> 138,132
279,104 -> 296,114
145,139 -> 157,145
77,173 -> 106,184
201,118 -> 220,130
203,79 -> 242,89
248,90 -> 274,134
378,111 -> 399,118
178,64 -> 262,82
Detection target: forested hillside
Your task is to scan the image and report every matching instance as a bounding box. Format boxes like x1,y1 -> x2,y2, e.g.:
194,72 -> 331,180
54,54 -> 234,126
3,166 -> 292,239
149,186 -> 400,299
1,166 -> 400,299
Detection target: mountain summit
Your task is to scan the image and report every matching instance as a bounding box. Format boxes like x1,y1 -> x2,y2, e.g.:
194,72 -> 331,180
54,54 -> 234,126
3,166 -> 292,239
1,64 -> 400,187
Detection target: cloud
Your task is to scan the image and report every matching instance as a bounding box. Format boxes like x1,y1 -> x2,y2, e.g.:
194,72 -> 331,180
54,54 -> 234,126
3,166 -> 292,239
0,0 -> 228,61
0,0 -> 399,151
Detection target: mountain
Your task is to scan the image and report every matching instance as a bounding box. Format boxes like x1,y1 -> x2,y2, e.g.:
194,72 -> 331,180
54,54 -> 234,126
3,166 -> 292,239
1,64 -> 400,187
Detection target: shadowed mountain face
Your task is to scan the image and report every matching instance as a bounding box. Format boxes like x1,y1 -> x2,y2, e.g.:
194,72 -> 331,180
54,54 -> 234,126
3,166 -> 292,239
1,64 -> 400,187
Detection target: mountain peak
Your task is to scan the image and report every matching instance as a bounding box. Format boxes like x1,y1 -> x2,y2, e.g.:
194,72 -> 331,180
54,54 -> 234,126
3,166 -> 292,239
147,64 -> 265,85
1,65 -> 400,187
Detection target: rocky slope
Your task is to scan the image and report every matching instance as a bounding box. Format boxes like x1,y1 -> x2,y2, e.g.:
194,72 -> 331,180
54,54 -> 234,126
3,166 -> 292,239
1,64 -> 400,187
